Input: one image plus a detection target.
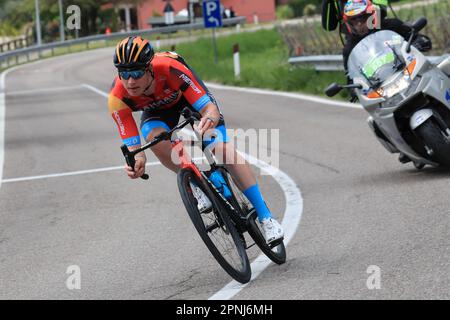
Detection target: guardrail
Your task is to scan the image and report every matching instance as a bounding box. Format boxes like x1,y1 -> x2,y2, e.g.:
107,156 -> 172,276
288,54 -> 449,71
0,35 -> 34,53
288,55 -> 344,71
0,16 -> 246,69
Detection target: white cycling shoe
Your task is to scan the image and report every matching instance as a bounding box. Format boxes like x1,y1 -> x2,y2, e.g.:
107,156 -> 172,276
261,218 -> 284,245
190,182 -> 213,213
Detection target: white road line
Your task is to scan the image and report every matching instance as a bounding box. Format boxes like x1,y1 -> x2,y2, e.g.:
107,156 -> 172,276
2,157 -> 206,183
0,74 -> 4,190
208,153 -> 303,300
0,64 -> 90,189
6,85 -> 84,96
1,162 -> 160,183
206,82 -> 362,109
0,66 -> 20,189
82,84 -> 109,98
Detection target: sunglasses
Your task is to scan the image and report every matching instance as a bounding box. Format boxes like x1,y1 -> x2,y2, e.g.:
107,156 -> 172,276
119,69 -> 146,80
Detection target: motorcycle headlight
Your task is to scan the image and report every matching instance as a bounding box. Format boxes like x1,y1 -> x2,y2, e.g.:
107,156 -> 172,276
381,75 -> 411,98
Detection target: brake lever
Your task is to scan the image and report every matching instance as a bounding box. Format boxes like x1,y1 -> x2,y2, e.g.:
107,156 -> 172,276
121,144 -> 149,180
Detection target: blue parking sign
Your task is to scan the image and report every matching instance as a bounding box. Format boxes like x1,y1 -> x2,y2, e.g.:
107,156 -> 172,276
203,0 -> 222,28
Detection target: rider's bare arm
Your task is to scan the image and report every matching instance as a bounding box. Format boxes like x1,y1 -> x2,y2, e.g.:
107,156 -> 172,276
196,102 -> 220,135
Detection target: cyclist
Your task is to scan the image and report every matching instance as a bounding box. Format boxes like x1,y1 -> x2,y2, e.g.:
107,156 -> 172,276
108,36 -> 284,244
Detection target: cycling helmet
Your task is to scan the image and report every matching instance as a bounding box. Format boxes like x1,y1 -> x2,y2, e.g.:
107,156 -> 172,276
113,36 -> 154,70
343,0 -> 378,36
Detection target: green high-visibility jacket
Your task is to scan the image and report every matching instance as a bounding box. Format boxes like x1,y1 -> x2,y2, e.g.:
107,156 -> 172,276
374,0 -> 388,6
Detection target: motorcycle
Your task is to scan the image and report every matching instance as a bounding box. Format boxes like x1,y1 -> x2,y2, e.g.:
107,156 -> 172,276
325,17 -> 450,169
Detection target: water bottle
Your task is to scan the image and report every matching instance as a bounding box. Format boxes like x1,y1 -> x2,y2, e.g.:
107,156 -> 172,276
209,170 -> 232,199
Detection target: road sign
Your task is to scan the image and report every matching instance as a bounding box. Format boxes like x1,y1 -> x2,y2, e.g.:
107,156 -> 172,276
203,0 -> 222,28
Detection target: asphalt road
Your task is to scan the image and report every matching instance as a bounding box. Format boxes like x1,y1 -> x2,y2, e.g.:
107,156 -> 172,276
0,47 -> 448,299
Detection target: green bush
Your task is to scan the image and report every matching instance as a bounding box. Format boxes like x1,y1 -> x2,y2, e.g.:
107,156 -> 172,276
303,4 -> 317,16
276,5 -> 295,20
0,21 -> 20,37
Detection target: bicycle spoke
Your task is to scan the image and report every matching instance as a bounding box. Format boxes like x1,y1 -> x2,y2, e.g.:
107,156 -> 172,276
208,227 -> 244,271
202,210 -> 245,272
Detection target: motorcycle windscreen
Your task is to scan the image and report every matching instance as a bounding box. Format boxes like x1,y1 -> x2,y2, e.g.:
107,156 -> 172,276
347,30 -> 405,87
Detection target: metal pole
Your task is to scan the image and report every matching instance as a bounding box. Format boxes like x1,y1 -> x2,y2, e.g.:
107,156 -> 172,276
58,0 -> 65,42
233,43 -> 240,79
212,28 -> 218,64
35,0 -> 42,46
125,5 -> 132,31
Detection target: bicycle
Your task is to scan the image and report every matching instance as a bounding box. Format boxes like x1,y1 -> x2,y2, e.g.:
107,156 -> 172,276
121,107 -> 286,284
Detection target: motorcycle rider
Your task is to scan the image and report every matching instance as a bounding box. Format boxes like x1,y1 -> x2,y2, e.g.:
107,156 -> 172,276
321,0 -> 432,75
341,0 -> 431,76
321,0 -> 387,33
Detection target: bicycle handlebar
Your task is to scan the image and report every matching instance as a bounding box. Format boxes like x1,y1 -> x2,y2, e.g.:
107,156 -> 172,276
120,108 -> 202,181
121,144 -> 150,180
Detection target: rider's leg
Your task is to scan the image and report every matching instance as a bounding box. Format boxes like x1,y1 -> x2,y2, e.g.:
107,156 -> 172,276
141,121 -> 179,173
212,141 -> 272,222
211,140 -> 283,242
204,125 -> 273,223
140,108 -> 212,212
143,122 -> 212,211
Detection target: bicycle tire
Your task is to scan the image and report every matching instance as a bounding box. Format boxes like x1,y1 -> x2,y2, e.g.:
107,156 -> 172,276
177,168 -> 251,284
220,169 -> 287,265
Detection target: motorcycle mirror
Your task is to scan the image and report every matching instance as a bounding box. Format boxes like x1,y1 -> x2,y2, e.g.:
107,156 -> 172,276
412,17 -> 427,32
407,17 -> 427,53
325,83 -> 342,97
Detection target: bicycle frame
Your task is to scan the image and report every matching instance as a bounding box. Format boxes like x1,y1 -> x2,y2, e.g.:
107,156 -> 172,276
120,107 -> 253,232
171,139 -> 202,178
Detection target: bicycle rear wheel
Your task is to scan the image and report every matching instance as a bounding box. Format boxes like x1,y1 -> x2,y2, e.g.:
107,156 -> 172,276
177,168 -> 251,284
221,169 -> 287,265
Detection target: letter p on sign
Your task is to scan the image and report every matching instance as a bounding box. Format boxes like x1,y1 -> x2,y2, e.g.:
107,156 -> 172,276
206,2 -> 217,16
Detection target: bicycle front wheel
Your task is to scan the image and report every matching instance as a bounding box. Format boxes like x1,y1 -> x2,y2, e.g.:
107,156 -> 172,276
221,169 -> 287,265
177,168 -> 251,284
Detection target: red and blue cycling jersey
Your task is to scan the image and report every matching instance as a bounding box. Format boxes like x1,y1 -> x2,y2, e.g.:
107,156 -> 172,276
108,52 -> 214,147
